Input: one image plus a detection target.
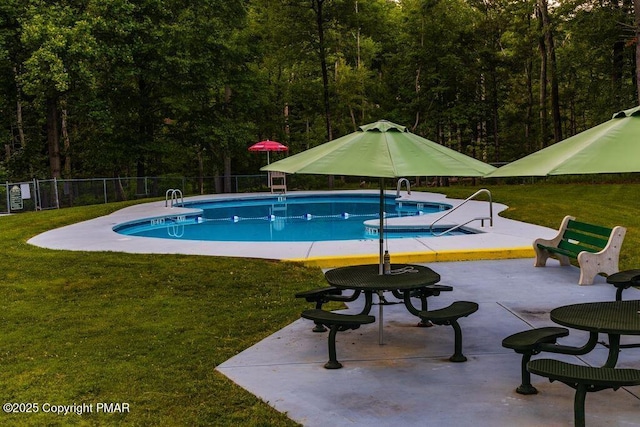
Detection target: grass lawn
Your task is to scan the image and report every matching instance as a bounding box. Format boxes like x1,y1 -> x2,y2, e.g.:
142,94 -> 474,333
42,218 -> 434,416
0,183 -> 638,426
425,182 -> 640,269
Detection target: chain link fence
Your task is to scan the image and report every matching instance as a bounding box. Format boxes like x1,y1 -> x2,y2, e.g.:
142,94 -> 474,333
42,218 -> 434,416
1,174 -> 337,214
1,175 -> 268,213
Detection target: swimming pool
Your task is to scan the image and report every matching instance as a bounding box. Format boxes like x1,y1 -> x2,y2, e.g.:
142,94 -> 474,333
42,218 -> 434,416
114,193 -> 466,242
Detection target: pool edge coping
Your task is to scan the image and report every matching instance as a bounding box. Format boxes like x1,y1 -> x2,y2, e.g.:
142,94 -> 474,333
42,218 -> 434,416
27,190 -> 553,265
287,246 -> 536,268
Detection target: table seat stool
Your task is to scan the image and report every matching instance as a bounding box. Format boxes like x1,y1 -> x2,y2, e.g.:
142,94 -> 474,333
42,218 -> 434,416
502,327 -> 570,394
528,358 -> 640,427
301,309 -> 375,369
418,301 -> 478,362
295,286 -> 343,308
606,269 -> 640,301
408,284 -> 454,299
395,284 -> 454,327
296,287 -> 361,332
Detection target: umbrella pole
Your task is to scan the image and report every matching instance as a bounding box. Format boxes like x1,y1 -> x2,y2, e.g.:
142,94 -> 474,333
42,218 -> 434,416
379,178 -> 384,275
379,178 -> 386,345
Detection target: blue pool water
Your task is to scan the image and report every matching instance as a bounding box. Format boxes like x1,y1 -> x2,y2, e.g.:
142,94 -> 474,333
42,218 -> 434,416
114,194 -> 465,242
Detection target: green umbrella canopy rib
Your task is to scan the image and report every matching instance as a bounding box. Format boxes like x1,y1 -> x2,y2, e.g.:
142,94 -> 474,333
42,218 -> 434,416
261,120 -> 496,178
486,106 -> 640,177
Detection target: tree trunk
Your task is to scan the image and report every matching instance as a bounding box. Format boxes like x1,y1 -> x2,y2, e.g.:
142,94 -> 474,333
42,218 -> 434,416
284,103 -> 290,140
13,67 -> 25,150
114,174 -> 126,201
136,160 -> 145,193
536,1 -> 548,148
491,67 -> 500,162
539,0 -> 562,142
413,66 -> 421,131
635,0 -> 640,105
613,37 -> 624,104
413,16 -> 424,132
213,167 -> 222,193
311,0 -> 334,189
197,149 -> 204,195
223,85 -> 233,193
46,96 -> 61,178
349,106 -> 357,131
312,0 -> 332,142
224,155 -> 232,193
61,99 -> 71,177
525,58 -> 534,153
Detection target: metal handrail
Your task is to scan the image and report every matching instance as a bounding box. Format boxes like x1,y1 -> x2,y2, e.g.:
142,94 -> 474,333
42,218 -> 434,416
429,188 -> 493,236
396,178 -> 411,198
165,189 -> 184,208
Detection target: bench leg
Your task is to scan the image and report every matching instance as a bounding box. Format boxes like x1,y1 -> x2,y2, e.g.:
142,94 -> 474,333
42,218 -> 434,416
577,259 -> 598,286
449,321 -> 467,363
516,353 -> 538,395
325,325 -> 343,369
578,251 -> 621,286
557,254 -> 571,266
533,246 -> 550,267
574,384 -> 587,427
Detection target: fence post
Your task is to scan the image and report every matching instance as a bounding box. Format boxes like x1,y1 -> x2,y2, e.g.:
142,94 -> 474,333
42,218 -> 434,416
103,179 -> 107,204
34,178 -> 40,210
5,181 -> 9,214
53,177 -> 60,209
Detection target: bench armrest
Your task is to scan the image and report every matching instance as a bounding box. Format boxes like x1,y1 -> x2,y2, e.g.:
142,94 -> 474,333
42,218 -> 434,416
534,215 -> 575,267
577,225 -> 627,285
533,215 -> 575,249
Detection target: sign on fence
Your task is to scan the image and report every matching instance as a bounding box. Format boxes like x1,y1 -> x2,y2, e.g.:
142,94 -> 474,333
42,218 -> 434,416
10,185 -> 23,210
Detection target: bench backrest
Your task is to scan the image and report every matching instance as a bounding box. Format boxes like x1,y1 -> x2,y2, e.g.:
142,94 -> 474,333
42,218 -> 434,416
558,220 -> 613,254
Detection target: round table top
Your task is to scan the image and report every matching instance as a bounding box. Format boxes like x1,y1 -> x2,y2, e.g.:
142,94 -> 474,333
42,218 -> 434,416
324,264 -> 440,291
550,300 -> 640,335
607,269 -> 640,286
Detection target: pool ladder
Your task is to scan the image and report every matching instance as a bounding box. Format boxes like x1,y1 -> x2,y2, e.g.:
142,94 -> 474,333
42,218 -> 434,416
429,189 -> 493,236
396,178 -> 411,198
165,189 -> 183,208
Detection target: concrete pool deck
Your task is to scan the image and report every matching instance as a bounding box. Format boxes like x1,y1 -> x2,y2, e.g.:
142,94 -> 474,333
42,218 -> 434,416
217,259 -> 640,427
25,190 -> 640,425
28,190 -> 549,268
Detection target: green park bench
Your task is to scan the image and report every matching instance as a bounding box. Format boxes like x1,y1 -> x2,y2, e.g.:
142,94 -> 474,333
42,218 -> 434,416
533,215 -> 626,285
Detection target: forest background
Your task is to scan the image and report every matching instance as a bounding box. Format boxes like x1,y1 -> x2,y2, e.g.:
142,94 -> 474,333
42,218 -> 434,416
1,0 -> 639,193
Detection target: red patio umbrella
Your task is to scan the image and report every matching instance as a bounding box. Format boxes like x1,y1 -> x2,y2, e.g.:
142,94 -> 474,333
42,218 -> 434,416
248,140 -> 288,164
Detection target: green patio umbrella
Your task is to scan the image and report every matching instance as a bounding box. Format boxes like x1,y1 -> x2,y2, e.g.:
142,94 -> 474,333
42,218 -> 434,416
486,106 -> 640,177
261,120 -> 496,273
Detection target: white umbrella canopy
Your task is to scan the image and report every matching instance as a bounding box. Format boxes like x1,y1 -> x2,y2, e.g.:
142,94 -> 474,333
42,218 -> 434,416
262,120 -> 496,273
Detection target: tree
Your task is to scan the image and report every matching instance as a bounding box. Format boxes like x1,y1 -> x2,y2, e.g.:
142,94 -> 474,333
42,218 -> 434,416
535,0 -> 563,146
19,2 -> 97,178
635,0 -> 640,104
3,0 -> 640,183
